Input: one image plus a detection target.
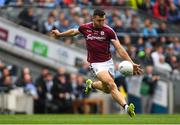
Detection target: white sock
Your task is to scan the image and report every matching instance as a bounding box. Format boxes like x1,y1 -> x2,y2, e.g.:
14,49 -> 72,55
89,84 -> 92,88
124,104 -> 129,112
90,83 -> 94,89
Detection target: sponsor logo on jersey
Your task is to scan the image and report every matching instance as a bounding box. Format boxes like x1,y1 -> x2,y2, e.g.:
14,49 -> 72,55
86,34 -> 106,41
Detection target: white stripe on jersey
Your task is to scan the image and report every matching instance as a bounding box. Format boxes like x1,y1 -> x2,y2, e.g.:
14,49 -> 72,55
85,22 -> 93,25
104,24 -> 118,40
78,22 -> 93,30
81,22 -> 93,26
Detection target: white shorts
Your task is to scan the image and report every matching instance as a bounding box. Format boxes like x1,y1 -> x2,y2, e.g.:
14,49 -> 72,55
89,58 -> 115,78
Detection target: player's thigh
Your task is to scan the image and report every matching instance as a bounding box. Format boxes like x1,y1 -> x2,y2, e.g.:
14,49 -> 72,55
96,70 -> 116,90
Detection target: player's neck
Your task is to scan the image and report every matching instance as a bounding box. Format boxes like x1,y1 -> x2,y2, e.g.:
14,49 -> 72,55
93,23 -> 103,29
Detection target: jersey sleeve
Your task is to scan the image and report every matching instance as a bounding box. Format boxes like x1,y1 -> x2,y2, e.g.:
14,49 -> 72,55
78,25 -> 84,34
109,28 -> 118,41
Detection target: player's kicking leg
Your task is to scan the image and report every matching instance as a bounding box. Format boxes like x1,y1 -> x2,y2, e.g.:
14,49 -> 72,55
85,79 -> 110,94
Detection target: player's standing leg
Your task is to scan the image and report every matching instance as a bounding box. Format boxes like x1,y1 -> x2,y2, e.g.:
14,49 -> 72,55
85,71 -> 135,117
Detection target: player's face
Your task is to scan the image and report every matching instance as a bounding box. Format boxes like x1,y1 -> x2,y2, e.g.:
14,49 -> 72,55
93,15 -> 105,28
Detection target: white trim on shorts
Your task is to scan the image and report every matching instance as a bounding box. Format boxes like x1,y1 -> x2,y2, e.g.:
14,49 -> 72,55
89,58 -> 115,78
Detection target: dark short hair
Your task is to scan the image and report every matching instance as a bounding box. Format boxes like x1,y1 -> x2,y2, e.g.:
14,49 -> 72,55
93,9 -> 106,18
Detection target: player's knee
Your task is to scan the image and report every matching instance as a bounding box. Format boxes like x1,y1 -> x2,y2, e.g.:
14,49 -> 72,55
107,81 -> 117,91
104,87 -> 110,94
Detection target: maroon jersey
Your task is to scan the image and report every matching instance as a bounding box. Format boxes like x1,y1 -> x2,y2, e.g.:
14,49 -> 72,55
78,22 -> 118,63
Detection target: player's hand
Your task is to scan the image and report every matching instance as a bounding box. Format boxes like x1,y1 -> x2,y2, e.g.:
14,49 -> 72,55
132,63 -> 143,75
50,29 -> 60,38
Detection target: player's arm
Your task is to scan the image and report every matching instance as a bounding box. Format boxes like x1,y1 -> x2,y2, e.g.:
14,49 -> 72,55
111,39 -> 143,75
111,39 -> 133,63
50,29 -> 80,38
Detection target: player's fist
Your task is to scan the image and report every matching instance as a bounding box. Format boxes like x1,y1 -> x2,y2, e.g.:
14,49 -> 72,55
50,29 -> 60,38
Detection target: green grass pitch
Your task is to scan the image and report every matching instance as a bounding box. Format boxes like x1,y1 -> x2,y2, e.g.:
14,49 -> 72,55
0,114 -> 180,124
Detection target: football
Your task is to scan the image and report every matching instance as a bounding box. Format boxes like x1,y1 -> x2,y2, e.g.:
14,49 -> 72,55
118,61 -> 133,76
